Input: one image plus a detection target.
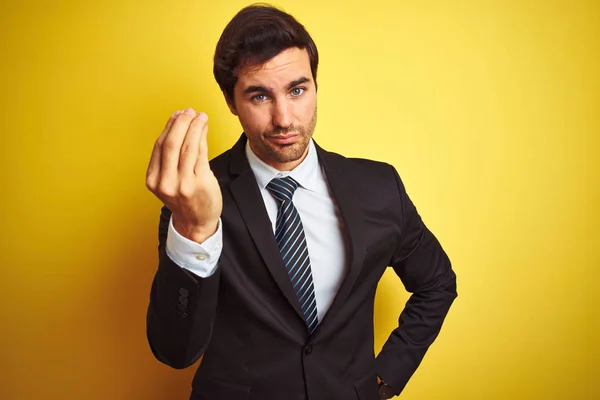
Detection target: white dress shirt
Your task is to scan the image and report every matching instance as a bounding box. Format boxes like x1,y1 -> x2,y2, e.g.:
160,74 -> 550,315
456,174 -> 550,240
165,139 -> 347,322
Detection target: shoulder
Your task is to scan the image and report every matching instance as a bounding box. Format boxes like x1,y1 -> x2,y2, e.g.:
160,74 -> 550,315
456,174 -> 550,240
208,148 -> 232,174
320,148 -> 400,185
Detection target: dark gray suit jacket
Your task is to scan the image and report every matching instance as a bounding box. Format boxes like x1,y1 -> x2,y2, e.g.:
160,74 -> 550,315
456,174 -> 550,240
146,134 -> 457,400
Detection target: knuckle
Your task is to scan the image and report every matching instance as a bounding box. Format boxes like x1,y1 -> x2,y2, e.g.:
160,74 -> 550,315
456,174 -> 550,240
145,177 -> 156,192
180,142 -> 195,156
163,139 -> 180,151
157,182 -> 176,198
178,181 -> 195,198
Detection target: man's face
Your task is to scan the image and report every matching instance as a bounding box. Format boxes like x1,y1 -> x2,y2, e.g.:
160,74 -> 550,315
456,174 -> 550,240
228,47 -> 317,171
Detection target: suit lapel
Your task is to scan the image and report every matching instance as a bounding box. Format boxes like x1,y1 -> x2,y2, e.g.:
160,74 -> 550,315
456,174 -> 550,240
228,135 -> 305,323
226,136 -> 367,335
313,143 -> 367,335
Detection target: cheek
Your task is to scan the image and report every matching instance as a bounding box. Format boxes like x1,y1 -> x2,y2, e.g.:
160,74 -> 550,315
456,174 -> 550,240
297,96 -> 316,122
239,107 -> 269,132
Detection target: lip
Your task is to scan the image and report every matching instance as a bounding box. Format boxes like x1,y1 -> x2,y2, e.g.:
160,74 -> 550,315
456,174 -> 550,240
268,134 -> 299,145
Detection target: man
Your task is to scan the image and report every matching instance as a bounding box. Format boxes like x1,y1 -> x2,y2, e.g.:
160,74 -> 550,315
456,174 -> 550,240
145,4 -> 457,400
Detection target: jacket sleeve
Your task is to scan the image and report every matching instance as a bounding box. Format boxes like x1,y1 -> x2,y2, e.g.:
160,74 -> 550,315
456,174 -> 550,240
146,205 -> 221,369
375,167 -> 458,393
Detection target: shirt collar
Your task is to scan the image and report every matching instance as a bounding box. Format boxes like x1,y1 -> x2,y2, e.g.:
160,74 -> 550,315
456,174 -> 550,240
245,138 -> 322,193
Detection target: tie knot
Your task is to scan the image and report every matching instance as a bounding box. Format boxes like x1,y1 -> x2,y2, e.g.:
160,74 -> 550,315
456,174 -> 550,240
266,176 -> 299,203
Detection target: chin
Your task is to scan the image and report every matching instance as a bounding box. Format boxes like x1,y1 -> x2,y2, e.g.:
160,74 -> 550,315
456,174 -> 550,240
269,143 -> 307,164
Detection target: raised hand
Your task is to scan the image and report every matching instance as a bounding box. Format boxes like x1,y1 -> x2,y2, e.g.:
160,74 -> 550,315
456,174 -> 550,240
146,108 -> 222,243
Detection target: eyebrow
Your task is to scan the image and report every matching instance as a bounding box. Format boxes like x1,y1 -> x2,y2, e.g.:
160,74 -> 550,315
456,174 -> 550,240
243,76 -> 311,95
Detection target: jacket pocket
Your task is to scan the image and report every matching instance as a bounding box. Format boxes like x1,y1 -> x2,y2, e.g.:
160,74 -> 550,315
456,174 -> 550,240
192,376 -> 251,400
354,371 -> 379,400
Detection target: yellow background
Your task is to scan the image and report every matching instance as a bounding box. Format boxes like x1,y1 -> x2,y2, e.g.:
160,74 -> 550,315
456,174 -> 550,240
1,0 -> 598,399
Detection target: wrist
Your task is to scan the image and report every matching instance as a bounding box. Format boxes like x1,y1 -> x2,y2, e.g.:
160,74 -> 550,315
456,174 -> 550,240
172,215 -> 218,244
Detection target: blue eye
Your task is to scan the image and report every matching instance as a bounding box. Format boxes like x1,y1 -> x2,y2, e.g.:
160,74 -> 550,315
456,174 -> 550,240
252,94 -> 268,103
291,87 -> 305,96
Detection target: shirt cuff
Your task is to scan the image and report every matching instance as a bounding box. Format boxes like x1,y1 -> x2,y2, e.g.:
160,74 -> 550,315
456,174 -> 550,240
165,216 -> 222,278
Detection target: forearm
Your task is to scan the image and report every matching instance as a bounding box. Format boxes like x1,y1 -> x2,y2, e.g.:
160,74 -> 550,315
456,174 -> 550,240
146,206 -> 221,369
146,245 -> 221,368
375,166 -> 458,393
376,255 -> 457,392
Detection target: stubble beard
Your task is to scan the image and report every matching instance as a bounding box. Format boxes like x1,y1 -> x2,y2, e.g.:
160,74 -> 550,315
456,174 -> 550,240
259,108 -> 317,165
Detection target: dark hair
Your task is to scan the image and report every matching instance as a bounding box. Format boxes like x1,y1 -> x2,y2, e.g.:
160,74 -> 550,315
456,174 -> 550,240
213,4 -> 319,102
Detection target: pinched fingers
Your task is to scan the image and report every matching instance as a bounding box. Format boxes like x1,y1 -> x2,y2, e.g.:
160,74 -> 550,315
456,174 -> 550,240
146,110 -> 181,191
179,112 -> 208,178
195,114 -> 210,173
160,108 -> 197,183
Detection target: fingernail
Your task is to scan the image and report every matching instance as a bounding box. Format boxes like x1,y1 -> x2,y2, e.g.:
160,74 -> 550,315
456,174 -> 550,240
171,110 -> 182,118
196,112 -> 208,121
183,107 -> 195,116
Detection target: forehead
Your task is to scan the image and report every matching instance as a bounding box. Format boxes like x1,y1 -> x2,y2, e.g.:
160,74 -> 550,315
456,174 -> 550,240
236,47 -> 312,88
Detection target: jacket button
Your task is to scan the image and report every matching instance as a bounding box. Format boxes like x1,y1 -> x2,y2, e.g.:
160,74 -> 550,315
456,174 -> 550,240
304,345 -> 313,355
179,288 -> 189,297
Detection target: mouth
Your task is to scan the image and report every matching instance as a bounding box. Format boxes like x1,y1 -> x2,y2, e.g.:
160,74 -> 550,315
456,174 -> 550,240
267,134 -> 300,145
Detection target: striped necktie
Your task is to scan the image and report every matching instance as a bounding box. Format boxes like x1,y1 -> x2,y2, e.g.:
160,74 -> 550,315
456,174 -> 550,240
266,176 -> 318,333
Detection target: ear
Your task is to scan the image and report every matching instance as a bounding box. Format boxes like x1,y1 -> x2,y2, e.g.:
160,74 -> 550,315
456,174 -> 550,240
224,92 -> 238,116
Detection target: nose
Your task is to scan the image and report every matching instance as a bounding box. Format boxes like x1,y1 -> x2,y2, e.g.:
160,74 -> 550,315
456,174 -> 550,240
272,98 -> 293,129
